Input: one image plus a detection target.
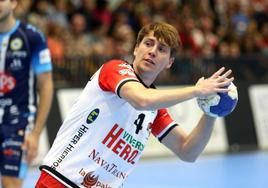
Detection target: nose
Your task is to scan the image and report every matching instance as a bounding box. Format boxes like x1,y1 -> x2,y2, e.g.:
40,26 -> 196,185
148,45 -> 157,58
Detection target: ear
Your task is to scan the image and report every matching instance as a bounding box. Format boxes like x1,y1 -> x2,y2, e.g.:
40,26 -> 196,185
165,57 -> 175,69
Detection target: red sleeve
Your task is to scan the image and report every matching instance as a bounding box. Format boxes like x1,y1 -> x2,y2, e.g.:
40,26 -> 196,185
99,60 -> 139,96
151,108 -> 178,142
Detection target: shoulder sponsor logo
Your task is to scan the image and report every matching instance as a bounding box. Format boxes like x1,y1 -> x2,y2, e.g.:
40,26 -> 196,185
10,38 -> 23,51
118,63 -> 132,69
0,73 -> 16,94
118,69 -> 136,77
87,109 -> 100,124
39,49 -> 51,64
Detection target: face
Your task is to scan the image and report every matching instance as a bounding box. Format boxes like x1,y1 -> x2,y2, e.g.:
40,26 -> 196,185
133,32 -> 174,76
0,0 -> 17,22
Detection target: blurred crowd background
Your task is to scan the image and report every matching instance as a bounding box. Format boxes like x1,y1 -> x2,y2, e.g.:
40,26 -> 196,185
15,0 -> 268,86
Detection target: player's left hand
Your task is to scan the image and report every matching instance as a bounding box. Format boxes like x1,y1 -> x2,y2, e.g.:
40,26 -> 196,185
21,131 -> 40,163
195,67 -> 234,97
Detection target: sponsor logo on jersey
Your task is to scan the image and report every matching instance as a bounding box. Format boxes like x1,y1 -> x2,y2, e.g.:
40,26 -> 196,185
0,73 -> 16,94
39,49 -> 51,64
9,59 -> 23,71
87,108 -> 100,124
3,149 -> 20,159
118,63 -> 132,69
10,38 -> 23,51
118,63 -> 136,77
51,124 -> 89,169
79,170 -> 111,188
0,98 -> 12,106
118,69 -> 136,77
88,149 -> 127,180
102,124 -> 145,165
4,164 -> 19,171
2,140 -> 22,147
6,51 -> 27,58
50,109 -> 99,169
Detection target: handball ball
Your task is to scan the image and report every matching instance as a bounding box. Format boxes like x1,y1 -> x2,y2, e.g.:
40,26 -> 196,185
197,82 -> 238,117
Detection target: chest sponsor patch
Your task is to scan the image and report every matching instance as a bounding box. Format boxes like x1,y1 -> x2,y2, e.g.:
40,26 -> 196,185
0,73 -> 16,94
87,109 -> 100,124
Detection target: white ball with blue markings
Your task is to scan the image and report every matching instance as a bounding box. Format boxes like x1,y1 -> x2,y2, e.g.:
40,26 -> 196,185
197,82 -> 238,117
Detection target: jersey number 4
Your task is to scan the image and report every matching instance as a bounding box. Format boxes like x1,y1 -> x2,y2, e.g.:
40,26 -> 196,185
134,113 -> 145,134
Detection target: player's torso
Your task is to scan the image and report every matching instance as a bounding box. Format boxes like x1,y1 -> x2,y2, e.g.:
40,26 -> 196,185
43,69 -> 157,188
0,22 -> 33,104
0,22 -> 38,124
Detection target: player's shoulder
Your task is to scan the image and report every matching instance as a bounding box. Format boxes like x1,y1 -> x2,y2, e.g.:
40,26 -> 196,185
18,21 -> 46,43
103,59 -> 133,70
105,59 -> 130,66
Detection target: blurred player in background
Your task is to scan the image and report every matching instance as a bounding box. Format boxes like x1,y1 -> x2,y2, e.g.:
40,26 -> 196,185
36,22 -> 233,188
0,0 -> 53,187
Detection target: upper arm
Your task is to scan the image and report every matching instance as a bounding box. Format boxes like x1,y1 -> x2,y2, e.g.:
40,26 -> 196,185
37,72 -> 53,90
28,25 -> 52,74
119,81 -> 150,109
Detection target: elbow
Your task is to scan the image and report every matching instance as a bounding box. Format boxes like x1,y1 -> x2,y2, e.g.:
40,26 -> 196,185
174,148 -> 199,163
181,156 -> 197,163
131,98 -> 153,110
178,154 -> 198,163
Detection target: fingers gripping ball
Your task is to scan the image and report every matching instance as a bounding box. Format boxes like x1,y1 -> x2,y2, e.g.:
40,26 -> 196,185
197,82 -> 238,117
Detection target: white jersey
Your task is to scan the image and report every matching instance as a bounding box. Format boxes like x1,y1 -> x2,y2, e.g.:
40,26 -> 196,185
41,60 -> 178,188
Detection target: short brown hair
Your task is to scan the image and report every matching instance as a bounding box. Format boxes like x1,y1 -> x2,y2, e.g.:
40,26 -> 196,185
136,22 -> 181,57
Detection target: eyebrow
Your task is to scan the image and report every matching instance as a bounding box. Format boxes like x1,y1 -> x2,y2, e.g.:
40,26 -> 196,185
144,37 -> 169,48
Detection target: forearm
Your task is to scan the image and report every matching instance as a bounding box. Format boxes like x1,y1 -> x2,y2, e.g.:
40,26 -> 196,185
143,87 -> 198,109
180,114 -> 216,161
33,73 -> 53,135
121,82 -> 198,110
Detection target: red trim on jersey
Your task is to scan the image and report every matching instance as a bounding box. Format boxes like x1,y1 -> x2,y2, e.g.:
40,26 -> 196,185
99,60 -> 138,93
35,171 -> 67,188
151,109 -> 176,137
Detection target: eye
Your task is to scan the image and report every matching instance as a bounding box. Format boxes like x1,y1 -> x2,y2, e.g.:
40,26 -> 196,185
144,40 -> 152,47
158,46 -> 168,53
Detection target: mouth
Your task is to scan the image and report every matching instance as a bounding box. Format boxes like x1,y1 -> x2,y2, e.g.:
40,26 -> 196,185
143,58 -> 155,65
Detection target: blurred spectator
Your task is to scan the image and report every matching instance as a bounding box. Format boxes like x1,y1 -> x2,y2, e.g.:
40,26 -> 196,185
47,0 -> 69,29
87,21 -> 116,58
114,0 -> 136,28
218,41 -> 230,58
231,2 -> 250,37
46,22 -> 65,62
258,23 -> 268,56
21,0 -> 268,84
78,0 -> 96,32
229,42 -> 241,58
64,13 -> 92,58
28,0 -> 53,32
91,0 -> 112,34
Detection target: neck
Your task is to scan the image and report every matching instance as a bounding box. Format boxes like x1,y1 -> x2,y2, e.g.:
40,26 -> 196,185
0,14 -> 16,33
133,62 -> 157,87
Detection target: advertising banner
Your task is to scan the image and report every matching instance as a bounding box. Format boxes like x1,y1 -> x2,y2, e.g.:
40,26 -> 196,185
249,85 -> 268,149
